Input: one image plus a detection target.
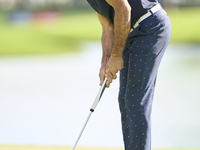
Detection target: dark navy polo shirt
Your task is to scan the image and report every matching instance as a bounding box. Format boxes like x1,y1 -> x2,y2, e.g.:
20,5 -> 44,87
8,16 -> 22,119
87,0 -> 159,27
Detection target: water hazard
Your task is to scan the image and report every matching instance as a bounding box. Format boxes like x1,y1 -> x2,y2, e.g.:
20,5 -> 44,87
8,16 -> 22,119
0,43 -> 200,148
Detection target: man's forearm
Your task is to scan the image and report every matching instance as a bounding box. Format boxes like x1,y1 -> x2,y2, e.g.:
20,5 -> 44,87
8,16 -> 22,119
101,27 -> 114,66
110,1 -> 131,57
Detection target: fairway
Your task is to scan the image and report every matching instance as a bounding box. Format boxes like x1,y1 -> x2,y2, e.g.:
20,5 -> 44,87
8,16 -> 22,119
0,10 -> 101,56
167,7 -> 200,44
0,7 -> 200,56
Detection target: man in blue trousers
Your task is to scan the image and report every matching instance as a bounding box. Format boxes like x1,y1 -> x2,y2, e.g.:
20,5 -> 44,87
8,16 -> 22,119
86,0 -> 171,149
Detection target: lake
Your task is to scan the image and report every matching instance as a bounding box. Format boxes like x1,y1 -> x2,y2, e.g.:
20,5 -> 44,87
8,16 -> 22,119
0,43 -> 200,148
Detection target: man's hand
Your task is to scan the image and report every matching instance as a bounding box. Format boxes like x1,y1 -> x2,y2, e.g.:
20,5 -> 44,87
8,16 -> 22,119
105,55 -> 124,87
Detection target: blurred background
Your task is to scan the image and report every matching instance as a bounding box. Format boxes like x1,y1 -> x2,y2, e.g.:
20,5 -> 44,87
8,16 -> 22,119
0,0 -> 200,150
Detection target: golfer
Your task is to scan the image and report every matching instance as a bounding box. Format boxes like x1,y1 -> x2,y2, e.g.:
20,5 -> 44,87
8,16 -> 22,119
87,0 -> 171,149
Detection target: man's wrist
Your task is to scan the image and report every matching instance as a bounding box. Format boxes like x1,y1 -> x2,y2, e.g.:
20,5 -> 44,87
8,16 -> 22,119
101,63 -> 107,67
111,50 -> 123,58
101,54 -> 111,66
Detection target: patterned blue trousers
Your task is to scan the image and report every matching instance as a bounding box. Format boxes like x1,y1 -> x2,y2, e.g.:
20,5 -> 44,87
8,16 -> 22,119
118,9 -> 171,150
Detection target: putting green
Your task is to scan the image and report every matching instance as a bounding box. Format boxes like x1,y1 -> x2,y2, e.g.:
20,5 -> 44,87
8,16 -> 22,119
0,145 -> 123,150
0,146 -> 200,150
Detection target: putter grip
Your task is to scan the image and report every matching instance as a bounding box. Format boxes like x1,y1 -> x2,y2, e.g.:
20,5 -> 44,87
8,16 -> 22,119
90,78 -> 107,112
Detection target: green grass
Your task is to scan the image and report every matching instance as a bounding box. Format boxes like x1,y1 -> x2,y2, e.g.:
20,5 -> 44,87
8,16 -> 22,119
166,7 -> 200,44
0,7 -> 200,56
0,10 -> 101,56
0,145 -> 124,150
0,146 -> 200,150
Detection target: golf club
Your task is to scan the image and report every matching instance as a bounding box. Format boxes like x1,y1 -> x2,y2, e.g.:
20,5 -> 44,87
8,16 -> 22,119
72,78 -> 107,150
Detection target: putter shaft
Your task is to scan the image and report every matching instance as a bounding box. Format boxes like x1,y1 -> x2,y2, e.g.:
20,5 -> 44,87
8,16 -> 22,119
72,112 -> 92,150
72,79 -> 107,150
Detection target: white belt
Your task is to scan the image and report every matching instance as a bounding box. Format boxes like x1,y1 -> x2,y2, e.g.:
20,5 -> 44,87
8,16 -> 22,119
131,3 -> 162,31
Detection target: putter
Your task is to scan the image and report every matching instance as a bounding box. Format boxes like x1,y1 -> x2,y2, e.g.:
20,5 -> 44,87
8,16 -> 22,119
72,78 -> 107,150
